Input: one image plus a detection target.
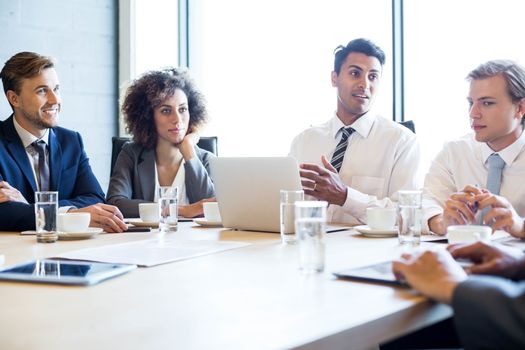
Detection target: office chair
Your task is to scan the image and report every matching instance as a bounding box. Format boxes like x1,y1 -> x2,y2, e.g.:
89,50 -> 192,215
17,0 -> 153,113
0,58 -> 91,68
110,136 -> 219,176
398,120 -> 415,133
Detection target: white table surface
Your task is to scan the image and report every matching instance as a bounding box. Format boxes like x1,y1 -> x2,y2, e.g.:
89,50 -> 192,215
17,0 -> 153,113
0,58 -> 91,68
0,222 -> 452,350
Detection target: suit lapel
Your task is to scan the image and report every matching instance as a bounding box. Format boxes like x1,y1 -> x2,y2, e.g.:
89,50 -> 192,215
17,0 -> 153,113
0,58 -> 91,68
3,116 -> 38,191
138,148 -> 156,201
48,128 -> 62,190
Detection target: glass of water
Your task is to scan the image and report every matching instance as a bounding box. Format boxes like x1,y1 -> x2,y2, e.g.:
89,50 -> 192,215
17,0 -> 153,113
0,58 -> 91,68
280,190 -> 304,244
34,191 -> 58,243
397,190 -> 422,246
295,201 -> 327,274
158,186 -> 178,233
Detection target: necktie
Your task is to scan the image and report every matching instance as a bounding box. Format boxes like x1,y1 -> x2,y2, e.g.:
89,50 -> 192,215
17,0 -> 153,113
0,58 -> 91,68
330,127 -> 355,172
480,153 -> 505,224
32,140 -> 50,191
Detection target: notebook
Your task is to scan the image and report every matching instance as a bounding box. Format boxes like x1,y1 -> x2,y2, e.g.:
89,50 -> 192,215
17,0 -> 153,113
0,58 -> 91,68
210,157 -> 302,232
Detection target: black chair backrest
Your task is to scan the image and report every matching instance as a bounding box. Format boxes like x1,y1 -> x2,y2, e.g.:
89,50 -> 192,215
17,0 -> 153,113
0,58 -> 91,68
398,120 -> 415,133
110,136 -> 219,176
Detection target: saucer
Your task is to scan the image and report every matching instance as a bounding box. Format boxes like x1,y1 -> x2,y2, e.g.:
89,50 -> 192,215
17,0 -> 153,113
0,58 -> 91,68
193,218 -> 222,227
127,219 -> 159,228
58,227 -> 103,240
354,225 -> 398,238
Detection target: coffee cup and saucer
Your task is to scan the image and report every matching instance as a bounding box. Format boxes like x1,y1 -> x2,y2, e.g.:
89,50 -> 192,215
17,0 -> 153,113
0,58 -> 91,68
194,202 -> 222,227
127,203 -> 160,228
354,208 -> 398,238
57,213 -> 102,240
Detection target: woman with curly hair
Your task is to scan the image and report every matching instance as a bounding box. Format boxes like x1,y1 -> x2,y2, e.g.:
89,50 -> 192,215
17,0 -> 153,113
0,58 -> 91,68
107,67 -> 215,218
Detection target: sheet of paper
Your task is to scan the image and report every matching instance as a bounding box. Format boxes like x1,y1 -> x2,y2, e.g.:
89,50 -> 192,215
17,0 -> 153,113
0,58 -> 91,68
55,238 -> 250,267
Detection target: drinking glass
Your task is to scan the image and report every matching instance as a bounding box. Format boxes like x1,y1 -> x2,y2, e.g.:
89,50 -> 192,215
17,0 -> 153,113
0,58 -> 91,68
158,186 -> 178,233
397,190 -> 422,246
280,190 -> 304,244
34,191 -> 58,243
295,201 -> 327,273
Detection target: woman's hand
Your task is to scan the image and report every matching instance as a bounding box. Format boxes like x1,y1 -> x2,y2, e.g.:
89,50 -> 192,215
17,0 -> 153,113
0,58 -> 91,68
178,131 -> 199,161
178,197 -> 216,218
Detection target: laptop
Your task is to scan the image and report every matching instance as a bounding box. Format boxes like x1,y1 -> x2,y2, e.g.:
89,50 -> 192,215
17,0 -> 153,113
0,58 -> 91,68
210,157 -> 303,232
210,157 -> 355,233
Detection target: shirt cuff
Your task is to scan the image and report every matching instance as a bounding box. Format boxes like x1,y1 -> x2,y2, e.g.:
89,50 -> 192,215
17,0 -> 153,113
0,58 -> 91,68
423,207 -> 444,234
340,186 -> 372,222
58,206 -> 76,214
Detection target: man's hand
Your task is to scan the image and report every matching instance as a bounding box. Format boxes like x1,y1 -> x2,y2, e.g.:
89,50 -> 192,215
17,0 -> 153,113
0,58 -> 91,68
443,184 -> 484,226
70,204 -> 127,233
448,241 -> 525,279
178,131 -> 199,161
0,181 -> 28,204
299,156 -> 347,206
178,197 -> 215,218
475,193 -> 525,238
392,249 -> 468,304
429,184 -> 484,234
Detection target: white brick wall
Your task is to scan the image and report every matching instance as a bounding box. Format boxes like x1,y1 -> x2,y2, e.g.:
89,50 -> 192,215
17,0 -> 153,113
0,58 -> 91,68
0,0 -> 118,192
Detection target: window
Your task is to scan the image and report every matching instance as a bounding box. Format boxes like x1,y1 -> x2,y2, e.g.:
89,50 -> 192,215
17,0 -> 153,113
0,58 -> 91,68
189,0 -> 392,156
404,0 -> 525,173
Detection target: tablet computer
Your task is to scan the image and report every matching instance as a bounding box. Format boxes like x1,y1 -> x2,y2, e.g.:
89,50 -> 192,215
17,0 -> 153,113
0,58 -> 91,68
0,259 -> 136,286
333,261 -> 407,286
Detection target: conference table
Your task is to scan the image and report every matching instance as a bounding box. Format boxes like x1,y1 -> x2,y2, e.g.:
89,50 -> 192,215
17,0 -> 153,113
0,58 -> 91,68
0,222 -> 452,350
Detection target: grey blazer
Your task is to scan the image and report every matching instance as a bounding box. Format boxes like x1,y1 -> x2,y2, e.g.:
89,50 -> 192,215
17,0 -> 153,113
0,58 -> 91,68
106,142 -> 215,218
452,275 -> 525,349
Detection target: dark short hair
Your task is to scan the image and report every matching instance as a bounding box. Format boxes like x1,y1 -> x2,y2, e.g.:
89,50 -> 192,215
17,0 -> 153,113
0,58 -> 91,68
333,38 -> 386,75
467,60 -> 525,127
0,51 -> 55,96
122,67 -> 208,149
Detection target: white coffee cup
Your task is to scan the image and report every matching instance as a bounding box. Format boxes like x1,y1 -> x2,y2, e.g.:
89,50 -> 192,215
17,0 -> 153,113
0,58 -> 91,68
447,225 -> 492,244
366,207 -> 397,230
139,202 -> 159,223
57,212 -> 91,232
203,202 -> 221,222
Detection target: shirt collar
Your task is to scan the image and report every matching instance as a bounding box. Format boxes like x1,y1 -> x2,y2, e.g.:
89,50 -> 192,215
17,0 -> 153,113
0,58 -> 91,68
330,111 -> 375,139
480,129 -> 525,165
13,116 -> 50,148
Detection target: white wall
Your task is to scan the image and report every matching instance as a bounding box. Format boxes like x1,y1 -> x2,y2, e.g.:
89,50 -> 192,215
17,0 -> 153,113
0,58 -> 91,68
0,0 -> 118,191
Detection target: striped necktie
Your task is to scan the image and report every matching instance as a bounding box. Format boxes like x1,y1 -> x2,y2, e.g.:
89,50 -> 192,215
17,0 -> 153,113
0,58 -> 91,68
330,127 -> 355,172
32,140 -> 50,191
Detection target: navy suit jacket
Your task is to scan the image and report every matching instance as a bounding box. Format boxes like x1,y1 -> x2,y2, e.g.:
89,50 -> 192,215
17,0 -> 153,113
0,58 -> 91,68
0,115 -> 105,231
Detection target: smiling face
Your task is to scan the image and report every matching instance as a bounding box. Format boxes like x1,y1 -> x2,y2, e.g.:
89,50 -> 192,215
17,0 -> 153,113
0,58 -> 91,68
331,52 -> 382,125
153,88 -> 190,146
468,74 -> 525,151
7,68 -> 61,137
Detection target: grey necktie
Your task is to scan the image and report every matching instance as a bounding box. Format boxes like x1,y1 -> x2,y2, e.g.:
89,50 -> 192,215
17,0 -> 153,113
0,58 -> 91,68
480,153 -> 505,224
32,140 -> 50,191
330,127 -> 355,172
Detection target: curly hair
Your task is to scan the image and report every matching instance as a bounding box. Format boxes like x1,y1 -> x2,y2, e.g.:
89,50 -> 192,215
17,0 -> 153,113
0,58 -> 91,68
122,67 -> 208,149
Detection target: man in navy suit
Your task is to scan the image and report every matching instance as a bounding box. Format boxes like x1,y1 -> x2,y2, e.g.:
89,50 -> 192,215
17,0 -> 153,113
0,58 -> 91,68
0,51 -> 127,232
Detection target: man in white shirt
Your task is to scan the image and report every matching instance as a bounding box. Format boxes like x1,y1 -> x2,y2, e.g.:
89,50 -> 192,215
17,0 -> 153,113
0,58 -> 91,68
289,38 -> 420,225
424,60 -> 525,238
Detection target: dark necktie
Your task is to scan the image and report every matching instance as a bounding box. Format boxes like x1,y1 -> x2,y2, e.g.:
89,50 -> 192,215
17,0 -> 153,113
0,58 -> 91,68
32,140 -> 50,191
330,127 -> 355,172
480,153 -> 506,224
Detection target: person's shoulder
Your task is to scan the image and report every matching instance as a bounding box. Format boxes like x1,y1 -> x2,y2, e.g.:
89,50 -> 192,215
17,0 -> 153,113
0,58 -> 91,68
442,133 -> 476,151
373,116 -> 416,140
195,145 -> 215,159
293,119 -> 332,140
51,126 -> 82,142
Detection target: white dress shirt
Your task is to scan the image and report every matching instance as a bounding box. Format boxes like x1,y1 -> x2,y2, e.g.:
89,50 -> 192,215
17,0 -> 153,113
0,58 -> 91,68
13,117 -> 49,191
154,160 -> 189,205
289,112 -> 421,224
422,131 -> 525,233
